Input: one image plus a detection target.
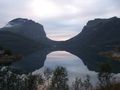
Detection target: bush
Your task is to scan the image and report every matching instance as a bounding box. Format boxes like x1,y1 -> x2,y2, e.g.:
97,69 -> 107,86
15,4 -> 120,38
0,67 -> 44,90
49,66 -> 69,90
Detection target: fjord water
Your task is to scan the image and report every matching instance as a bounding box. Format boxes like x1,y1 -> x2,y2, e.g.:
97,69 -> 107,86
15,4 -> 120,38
11,50 -> 97,82
10,49 -> 120,84
33,51 -> 97,83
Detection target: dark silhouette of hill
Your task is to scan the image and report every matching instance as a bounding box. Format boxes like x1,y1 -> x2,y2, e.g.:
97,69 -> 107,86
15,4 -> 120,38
0,17 -> 120,73
63,17 -> 120,72
66,17 -> 120,47
0,18 -> 55,56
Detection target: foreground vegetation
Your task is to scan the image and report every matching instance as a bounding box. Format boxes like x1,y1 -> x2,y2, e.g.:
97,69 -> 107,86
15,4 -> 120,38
0,63 -> 120,90
0,48 -> 120,90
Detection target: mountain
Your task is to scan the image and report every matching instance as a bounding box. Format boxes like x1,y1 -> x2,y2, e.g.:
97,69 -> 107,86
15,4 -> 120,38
64,17 -> 120,72
0,18 -> 52,57
1,18 -> 52,43
1,17 -> 120,73
0,30 -> 43,56
66,17 -> 120,48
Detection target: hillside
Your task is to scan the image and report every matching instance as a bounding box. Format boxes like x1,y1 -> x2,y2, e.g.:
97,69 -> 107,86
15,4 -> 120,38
64,17 -> 120,72
0,18 -> 53,59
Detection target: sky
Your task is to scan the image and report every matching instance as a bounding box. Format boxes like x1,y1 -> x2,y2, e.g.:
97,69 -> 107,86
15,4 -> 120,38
0,0 -> 120,41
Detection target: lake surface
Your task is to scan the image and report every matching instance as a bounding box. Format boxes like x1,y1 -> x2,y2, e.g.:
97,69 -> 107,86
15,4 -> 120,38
11,50 -> 120,84
33,51 -> 98,84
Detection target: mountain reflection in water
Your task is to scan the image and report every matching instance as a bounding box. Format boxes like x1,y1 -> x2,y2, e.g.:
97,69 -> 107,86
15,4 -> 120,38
33,51 -> 97,84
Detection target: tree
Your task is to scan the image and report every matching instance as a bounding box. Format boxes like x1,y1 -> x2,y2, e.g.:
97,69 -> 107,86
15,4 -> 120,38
0,67 -> 44,90
98,63 -> 113,90
49,66 -> 69,90
72,75 -> 92,90
43,67 -> 53,90
27,74 -> 40,90
72,77 -> 82,90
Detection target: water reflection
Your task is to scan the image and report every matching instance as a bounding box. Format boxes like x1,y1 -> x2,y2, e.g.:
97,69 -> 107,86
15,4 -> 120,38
44,51 -> 93,74
11,46 -> 120,74
33,51 -> 97,84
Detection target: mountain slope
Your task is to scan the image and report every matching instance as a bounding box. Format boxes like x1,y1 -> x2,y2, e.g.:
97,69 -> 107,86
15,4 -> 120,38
64,17 -> 120,73
0,18 -> 53,57
66,17 -> 120,48
1,18 -> 46,42
0,30 -> 44,56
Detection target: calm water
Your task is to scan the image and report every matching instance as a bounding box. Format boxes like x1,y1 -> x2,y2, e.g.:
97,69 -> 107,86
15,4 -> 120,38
11,50 -> 120,84
33,51 -> 98,84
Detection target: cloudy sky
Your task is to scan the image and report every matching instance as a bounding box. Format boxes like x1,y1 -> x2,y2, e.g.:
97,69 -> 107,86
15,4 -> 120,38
0,0 -> 120,41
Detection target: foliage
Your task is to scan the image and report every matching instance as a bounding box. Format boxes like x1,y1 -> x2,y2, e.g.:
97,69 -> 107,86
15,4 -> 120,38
97,63 -> 113,90
0,67 -> 44,90
72,75 -> 92,90
49,66 -> 69,90
43,68 -> 53,90
0,65 -> 120,90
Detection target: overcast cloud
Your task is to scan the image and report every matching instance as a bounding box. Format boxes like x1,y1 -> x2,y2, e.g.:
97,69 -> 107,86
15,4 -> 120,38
0,0 -> 120,40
